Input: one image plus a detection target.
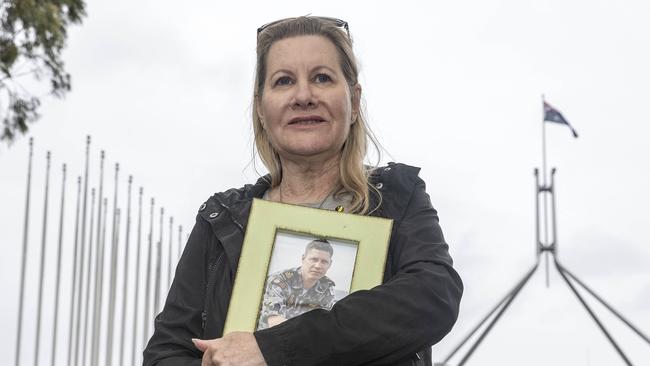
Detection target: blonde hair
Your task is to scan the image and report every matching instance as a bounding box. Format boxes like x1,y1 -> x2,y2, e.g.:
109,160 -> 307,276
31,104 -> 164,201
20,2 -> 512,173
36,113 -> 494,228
252,16 -> 381,214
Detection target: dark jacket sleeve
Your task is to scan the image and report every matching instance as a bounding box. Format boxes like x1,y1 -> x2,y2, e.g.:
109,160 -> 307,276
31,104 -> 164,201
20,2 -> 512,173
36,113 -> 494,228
254,177 -> 463,365
142,215 -> 210,366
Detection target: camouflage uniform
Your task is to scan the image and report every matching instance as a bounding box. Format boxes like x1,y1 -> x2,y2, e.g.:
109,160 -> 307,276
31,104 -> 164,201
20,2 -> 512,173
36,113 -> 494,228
258,266 -> 336,330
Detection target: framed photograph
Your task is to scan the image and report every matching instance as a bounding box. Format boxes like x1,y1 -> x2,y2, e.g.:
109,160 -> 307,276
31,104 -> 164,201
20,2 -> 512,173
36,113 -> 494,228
223,198 -> 393,334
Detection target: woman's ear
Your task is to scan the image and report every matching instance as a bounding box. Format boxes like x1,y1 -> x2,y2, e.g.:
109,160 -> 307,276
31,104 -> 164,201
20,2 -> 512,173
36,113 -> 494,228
255,96 -> 265,128
351,84 -> 362,123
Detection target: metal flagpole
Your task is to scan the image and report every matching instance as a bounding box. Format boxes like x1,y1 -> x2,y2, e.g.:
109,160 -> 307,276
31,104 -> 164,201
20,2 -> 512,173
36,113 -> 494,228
109,207 -> 122,364
81,187 -> 97,365
51,164 -> 67,366
92,197 -> 108,365
143,197 -> 155,345
106,163 -> 120,366
34,151 -> 52,366
167,216 -> 173,290
178,225 -> 182,260
90,151 -> 105,365
154,207 -> 164,317
74,136 -> 91,366
540,97 -> 546,170
15,137 -> 34,366
541,94 -> 550,287
119,176 -> 133,366
131,187 -> 144,366
550,169 -> 558,258
66,176 -> 81,366
534,169 -> 541,258
114,208 -> 123,338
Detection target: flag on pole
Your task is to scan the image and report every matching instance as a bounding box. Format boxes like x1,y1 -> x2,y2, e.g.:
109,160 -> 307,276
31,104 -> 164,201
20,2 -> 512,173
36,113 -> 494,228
543,100 -> 578,138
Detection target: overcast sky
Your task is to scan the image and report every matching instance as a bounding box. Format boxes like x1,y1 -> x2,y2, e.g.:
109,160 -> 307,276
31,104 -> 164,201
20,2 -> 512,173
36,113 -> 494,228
1,0 -> 649,365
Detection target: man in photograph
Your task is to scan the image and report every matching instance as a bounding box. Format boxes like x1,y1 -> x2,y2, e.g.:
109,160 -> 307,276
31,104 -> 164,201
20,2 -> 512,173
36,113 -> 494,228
258,239 -> 336,330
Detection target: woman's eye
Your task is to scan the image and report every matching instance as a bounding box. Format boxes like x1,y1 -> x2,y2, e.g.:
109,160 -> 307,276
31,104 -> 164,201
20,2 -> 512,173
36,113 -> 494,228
315,74 -> 332,83
274,76 -> 293,86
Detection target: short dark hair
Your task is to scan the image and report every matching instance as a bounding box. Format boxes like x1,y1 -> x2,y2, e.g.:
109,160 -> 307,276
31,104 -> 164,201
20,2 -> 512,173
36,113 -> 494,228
304,239 -> 333,258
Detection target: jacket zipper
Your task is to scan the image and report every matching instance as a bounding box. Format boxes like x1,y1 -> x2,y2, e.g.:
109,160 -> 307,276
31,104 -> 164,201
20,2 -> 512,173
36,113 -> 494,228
202,252 -> 224,333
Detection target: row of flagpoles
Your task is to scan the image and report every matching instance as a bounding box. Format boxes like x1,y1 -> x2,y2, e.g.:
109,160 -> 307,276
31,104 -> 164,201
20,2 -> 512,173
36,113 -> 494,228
14,136 -> 188,366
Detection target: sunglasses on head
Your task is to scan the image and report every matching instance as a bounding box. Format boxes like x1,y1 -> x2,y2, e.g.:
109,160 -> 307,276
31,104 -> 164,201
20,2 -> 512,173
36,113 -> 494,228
257,16 -> 350,39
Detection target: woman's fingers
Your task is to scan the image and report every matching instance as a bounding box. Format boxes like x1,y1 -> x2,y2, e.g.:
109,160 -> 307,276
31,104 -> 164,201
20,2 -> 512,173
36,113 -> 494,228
191,333 -> 266,366
193,338 -> 222,366
192,338 -> 210,352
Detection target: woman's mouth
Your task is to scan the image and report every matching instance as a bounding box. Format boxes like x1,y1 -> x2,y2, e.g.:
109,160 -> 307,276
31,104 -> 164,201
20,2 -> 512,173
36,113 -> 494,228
291,120 -> 322,125
288,116 -> 326,125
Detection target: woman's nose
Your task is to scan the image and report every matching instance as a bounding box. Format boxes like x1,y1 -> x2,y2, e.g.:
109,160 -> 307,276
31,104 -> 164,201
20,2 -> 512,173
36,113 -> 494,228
292,79 -> 317,108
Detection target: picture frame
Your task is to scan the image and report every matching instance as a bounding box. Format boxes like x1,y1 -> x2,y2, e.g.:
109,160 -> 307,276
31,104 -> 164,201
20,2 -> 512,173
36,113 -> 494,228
223,198 -> 393,334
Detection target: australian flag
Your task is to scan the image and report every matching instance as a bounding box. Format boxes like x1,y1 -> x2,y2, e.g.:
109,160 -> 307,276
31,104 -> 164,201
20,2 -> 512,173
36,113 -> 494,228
544,101 -> 578,138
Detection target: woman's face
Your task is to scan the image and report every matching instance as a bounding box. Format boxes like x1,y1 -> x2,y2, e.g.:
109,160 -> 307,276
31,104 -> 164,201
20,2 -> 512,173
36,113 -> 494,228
257,35 -> 361,162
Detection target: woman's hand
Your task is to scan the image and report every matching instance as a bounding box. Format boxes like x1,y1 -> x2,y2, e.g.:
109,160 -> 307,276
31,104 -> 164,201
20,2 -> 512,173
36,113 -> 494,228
192,332 -> 267,366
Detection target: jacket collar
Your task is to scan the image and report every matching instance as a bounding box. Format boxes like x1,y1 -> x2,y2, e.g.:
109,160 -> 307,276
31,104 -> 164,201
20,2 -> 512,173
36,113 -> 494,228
199,175 -> 271,272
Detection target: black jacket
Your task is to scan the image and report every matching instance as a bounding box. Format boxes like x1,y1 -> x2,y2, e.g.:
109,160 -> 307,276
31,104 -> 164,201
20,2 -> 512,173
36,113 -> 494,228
143,162 -> 463,366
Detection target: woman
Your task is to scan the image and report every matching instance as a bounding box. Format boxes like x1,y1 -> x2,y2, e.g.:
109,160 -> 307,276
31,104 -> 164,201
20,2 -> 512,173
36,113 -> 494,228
144,16 -> 463,366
